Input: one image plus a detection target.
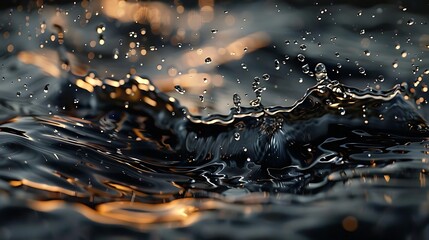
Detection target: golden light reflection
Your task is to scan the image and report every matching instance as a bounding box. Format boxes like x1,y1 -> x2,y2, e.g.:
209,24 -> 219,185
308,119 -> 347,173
342,216 -> 358,232
17,50 -> 86,77
10,179 -> 85,197
101,0 -> 172,36
156,73 -> 223,93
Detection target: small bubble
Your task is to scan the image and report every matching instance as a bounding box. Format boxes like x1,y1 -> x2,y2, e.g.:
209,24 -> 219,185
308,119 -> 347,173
203,77 -> 208,83
395,43 -> 401,50
297,53 -> 306,62
211,29 -> 218,34
262,73 -> 270,81
407,18 -> 415,26
337,63 -> 342,68
360,29 -> 365,35
357,10 -> 362,16
392,60 -> 398,69
401,50 -> 407,58
174,85 -> 185,94
364,50 -> 370,56
300,44 -> 307,51
16,91 -> 21,97
358,67 -> 366,74
335,52 -> 340,58
73,98 -> 79,104
338,107 -> 346,115
284,40 -> 290,45
44,84 -> 49,93
204,57 -> 212,64
234,132 -> 240,141
241,63 -> 247,70
199,95 -> 204,102
274,59 -> 280,70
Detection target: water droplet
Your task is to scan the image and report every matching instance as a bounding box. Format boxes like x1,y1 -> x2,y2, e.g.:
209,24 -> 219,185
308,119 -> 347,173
241,63 -> 247,70
392,60 -> 399,69
338,107 -> 346,115
360,29 -> 365,35
315,63 -> 328,81
297,54 -> 306,62
395,43 -> 401,50
204,57 -> 212,64
376,75 -> 385,82
96,24 -> 105,34
262,73 -> 270,81
302,64 -> 310,74
73,98 -> 79,104
284,40 -> 290,45
234,132 -> 240,141
407,18 -> 415,26
211,29 -> 218,34
199,95 -> 204,102
44,84 -> 49,93
337,63 -> 342,68
274,59 -> 280,70
233,93 -> 241,111
335,52 -> 340,58
364,50 -> 370,56
412,65 -> 420,75
300,44 -> 307,51
16,91 -> 21,97
174,85 -> 185,94
401,50 -> 407,58
357,10 -> 362,16
358,67 -> 366,74
113,49 -> 119,59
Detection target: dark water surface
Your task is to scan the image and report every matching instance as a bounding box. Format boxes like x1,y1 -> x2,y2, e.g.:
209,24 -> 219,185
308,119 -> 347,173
1,1 -> 429,239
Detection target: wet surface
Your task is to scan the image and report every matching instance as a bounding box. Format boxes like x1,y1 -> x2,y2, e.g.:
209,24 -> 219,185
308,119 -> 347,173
1,1 -> 429,239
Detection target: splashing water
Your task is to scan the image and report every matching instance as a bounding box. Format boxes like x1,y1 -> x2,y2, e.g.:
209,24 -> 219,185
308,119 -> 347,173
1,1 -> 429,239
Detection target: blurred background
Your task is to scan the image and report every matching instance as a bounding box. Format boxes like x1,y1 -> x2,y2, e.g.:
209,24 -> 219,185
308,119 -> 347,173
0,0 -> 428,116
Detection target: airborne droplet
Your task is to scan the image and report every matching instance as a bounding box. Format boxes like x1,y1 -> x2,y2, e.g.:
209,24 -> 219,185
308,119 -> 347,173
274,59 -> 280,70
302,64 -> 310,74
376,75 -> 385,82
297,54 -> 306,62
234,132 -> 240,141
174,85 -> 186,94
44,84 -> 50,93
233,93 -> 241,112
262,73 -> 270,81
314,63 -> 328,81
364,50 -> 370,56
